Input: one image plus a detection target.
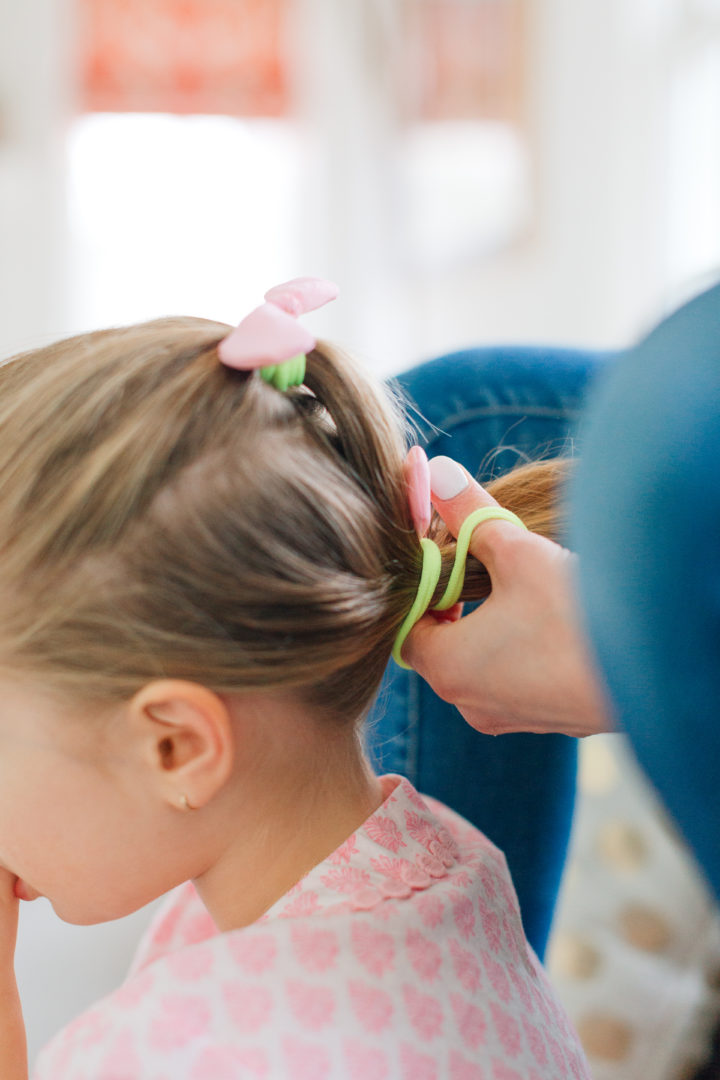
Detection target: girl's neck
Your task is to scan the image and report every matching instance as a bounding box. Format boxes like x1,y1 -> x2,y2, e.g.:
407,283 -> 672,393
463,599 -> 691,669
191,734 -> 385,933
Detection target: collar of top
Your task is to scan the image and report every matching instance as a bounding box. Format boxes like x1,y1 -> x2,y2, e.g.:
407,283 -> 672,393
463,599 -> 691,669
259,775 -> 461,920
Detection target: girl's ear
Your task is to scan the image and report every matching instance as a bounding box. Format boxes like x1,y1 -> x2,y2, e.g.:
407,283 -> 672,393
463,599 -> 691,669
128,680 -> 234,812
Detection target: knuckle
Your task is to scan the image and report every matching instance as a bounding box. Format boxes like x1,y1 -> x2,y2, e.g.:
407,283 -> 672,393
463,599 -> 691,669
460,706 -> 506,737
486,524 -> 531,572
427,667 -> 456,704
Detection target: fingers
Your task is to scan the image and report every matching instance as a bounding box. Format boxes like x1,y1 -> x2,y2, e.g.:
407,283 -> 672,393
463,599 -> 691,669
403,602 -> 490,692
401,614 -> 463,692
428,456 -> 527,578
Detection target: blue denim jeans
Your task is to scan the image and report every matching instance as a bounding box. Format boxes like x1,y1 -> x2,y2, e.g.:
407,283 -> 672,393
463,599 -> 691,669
366,346 -> 615,960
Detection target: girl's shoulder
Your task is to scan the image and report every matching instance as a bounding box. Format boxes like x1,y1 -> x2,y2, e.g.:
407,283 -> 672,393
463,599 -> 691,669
129,774 -> 515,976
32,775 -> 590,1079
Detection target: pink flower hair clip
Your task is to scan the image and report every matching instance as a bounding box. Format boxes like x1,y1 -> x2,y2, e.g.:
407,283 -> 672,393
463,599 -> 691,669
217,277 -> 339,391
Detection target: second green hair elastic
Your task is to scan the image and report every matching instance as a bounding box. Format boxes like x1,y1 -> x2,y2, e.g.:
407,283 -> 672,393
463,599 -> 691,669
391,505 -> 529,670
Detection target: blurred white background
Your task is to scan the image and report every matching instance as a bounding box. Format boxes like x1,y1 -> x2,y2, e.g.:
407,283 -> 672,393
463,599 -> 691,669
1,0 -> 720,1069
3,0 -> 720,376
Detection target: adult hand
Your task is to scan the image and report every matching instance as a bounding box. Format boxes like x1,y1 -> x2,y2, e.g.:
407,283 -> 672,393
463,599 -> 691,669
403,456 -> 616,738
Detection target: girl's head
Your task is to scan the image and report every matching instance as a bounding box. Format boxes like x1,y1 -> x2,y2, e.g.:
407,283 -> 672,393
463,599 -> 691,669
0,315 -> 567,715
0,312 -> 569,924
0,318 -> 419,717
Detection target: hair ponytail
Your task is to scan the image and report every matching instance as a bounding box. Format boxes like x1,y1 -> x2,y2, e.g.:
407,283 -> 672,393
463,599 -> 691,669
287,343 -> 575,712
427,454 -> 575,606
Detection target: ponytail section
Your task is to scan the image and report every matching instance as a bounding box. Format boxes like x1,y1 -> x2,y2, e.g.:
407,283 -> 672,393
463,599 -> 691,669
428,455 -> 576,605
290,343 -> 575,713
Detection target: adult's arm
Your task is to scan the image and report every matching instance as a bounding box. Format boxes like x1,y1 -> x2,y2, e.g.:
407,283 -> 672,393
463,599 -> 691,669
568,281 -> 720,903
406,282 -> 720,901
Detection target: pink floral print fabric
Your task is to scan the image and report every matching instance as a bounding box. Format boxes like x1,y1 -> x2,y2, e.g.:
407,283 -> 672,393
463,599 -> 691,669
33,775 -> 590,1079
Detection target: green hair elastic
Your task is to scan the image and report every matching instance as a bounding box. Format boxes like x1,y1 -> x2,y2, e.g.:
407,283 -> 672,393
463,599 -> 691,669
259,353 -> 307,391
391,506 -> 528,670
391,538 -> 442,669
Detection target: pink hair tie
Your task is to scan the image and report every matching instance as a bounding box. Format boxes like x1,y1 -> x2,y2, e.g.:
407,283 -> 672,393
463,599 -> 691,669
217,277 -> 339,391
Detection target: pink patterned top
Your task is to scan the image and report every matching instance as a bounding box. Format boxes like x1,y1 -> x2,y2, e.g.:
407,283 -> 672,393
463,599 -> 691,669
33,775 -> 590,1079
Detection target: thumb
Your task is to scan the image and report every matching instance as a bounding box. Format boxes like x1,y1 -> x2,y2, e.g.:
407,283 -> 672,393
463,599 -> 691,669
428,456 -> 525,581
402,611 -> 464,687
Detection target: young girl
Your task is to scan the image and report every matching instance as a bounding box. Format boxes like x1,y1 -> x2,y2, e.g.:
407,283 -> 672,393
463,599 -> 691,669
0,279 -> 588,1079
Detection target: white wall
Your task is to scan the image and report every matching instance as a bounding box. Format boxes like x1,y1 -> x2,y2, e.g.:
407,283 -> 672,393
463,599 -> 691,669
0,0 -> 75,359
296,0 -> 720,369
4,0 -> 719,370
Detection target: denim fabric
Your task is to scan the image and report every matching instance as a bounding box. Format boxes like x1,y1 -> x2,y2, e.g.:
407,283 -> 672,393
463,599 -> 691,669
366,346 -> 616,960
569,283 -> 720,904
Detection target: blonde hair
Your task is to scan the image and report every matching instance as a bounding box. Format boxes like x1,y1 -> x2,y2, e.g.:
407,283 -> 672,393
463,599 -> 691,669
0,318 -> 574,719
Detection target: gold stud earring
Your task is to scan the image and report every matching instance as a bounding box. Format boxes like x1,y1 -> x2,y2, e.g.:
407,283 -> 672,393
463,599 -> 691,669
179,793 -> 194,811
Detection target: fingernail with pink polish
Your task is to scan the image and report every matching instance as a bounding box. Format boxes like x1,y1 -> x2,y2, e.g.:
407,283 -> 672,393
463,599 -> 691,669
428,456 -> 469,500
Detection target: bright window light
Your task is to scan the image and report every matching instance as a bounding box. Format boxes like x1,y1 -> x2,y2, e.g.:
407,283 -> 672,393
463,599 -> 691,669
65,113 -> 301,333
398,121 -> 532,270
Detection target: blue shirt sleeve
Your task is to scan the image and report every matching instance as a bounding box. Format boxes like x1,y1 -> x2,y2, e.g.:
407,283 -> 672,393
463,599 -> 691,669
568,281 -> 720,902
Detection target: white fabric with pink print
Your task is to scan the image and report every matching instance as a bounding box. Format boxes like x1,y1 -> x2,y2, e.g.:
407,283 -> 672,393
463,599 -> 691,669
32,775 -> 590,1079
